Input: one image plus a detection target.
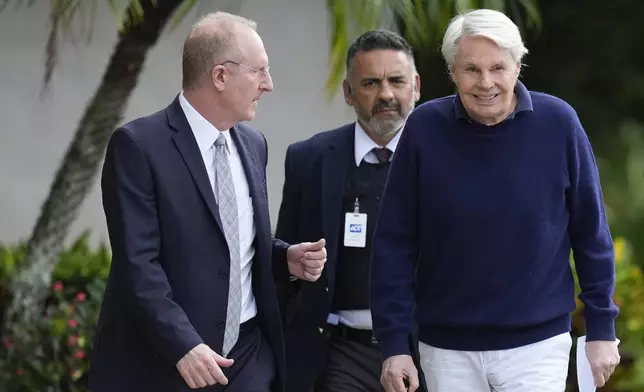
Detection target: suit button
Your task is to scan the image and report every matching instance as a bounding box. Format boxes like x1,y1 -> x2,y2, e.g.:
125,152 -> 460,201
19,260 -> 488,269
325,287 -> 329,292
216,320 -> 225,328
219,268 -> 229,279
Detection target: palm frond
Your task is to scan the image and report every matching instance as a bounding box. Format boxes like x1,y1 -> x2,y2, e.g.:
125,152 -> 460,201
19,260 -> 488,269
325,0 -> 390,100
514,0 -> 542,31
0,0 -> 153,94
0,0 -> 37,13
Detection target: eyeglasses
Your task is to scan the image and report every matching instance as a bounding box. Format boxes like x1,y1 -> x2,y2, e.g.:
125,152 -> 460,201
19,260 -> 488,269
220,60 -> 271,80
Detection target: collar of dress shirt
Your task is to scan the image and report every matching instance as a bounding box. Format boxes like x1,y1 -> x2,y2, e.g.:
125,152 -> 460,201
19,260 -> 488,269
354,120 -> 403,166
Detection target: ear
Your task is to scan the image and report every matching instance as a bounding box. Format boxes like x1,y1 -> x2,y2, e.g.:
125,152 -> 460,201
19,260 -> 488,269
211,64 -> 228,91
413,72 -> 421,102
342,79 -> 354,106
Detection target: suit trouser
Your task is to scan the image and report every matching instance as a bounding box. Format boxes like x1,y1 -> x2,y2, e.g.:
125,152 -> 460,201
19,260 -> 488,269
315,327 -> 385,392
218,319 -> 276,392
419,332 -> 572,392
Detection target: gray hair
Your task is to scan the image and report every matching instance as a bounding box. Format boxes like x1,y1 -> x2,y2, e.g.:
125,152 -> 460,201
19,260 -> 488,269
346,29 -> 416,77
182,12 -> 257,89
440,9 -> 528,69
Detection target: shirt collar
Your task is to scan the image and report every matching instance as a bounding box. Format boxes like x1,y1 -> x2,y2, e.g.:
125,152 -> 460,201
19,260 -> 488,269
178,92 -> 227,152
453,80 -> 534,122
354,121 -> 403,166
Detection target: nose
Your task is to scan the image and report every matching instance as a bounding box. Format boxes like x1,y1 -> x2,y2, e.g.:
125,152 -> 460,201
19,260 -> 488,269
261,72 -> 273,92
378,82 -> 395,101
478,71 -> 494,89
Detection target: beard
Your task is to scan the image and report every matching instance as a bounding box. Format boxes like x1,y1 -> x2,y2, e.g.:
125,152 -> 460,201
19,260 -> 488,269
363,115 -> 405,138
356,99 -> 415,139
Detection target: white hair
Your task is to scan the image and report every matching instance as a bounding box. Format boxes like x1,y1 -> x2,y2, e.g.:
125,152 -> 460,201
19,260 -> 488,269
441,9 -> 528,69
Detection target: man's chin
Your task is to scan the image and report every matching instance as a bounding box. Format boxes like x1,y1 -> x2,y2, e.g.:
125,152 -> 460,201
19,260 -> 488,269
371,120 -> 403,137
243,109 -> 256,122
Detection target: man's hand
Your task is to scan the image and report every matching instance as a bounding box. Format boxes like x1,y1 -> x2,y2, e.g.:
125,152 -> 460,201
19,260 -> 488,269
176,344 -> 234,389
286,238 -> 327,281
586,340 -> 620,387
381,354 -> 419,392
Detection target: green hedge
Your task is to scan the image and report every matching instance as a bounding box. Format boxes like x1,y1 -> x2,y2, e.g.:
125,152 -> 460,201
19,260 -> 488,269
568,237 -> 644,391
0,232 -> 109,392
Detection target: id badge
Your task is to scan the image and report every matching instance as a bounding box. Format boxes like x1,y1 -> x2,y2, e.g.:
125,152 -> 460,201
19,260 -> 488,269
343,212 -> 367,248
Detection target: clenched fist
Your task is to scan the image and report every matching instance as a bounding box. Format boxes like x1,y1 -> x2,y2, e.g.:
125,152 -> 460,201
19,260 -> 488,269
286,238 -> 327,281
176,344 -> 234,389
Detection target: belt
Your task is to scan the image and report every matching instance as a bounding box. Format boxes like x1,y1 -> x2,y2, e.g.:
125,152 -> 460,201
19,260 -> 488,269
329,323 -> 379,347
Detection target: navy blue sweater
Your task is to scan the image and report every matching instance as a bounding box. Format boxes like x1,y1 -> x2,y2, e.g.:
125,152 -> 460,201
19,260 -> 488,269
370,82 -> 619,359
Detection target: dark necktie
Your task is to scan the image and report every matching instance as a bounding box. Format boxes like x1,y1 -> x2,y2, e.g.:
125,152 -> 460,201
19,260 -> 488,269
372,147 -> 392,163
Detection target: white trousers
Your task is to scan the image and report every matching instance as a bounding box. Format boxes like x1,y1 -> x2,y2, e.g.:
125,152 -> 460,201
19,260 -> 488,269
418,332 -> 572,392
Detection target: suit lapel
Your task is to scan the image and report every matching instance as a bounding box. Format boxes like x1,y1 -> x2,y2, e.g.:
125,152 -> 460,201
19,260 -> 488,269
167,97 -> 224,233
321,124 -> 354,290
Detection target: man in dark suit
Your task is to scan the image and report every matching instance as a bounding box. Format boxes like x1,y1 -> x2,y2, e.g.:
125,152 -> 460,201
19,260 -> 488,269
89,12 -> 327,392
274,30 -> 421,392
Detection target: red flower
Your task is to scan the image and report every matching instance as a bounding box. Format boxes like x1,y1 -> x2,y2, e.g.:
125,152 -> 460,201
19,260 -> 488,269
74,350 -> 85,359
67,319 -> 78,328
68,335 -> 79,346
52,281 -> 64,292
75,292 -> 87,302
2,338 -> 13,348
16,368 -> 24,376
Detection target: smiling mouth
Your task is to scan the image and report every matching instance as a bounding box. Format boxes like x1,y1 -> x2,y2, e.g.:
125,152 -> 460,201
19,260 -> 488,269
474,94 -> 499,102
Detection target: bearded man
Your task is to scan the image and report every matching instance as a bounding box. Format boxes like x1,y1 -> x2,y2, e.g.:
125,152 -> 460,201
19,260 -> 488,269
274,29 -> 424,392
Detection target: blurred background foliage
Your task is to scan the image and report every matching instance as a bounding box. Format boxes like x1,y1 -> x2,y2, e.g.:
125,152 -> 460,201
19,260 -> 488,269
1,0 -> 643,391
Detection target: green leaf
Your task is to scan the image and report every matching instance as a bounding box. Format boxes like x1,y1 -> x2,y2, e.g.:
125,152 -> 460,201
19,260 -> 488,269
51,318 -> 66,337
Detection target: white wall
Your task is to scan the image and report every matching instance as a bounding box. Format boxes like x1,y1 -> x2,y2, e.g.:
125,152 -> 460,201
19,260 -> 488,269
0,0 -> 356,246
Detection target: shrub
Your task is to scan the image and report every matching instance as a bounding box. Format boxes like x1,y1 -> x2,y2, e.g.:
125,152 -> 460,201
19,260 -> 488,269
0,233 -> 110,392
569,237 -> 644,391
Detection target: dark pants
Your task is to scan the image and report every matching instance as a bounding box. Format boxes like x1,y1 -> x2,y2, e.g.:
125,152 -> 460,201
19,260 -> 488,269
220,319 -> 276,392
315,326 -> 384,392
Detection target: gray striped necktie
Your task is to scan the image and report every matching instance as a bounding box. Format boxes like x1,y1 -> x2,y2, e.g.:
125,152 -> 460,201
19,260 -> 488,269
213,133 -> 241,357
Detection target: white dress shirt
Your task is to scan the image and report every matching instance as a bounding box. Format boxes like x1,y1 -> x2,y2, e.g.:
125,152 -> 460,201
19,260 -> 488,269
179,93 -> 257,323
332,121 -> 402,330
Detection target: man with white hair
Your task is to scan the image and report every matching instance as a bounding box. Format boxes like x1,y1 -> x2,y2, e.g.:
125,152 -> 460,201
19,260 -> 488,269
370,8 -> 620,392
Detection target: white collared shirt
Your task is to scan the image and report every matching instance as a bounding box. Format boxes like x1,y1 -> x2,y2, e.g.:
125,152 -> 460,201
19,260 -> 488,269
353,121 -> 402,166
178,92 -> 257,323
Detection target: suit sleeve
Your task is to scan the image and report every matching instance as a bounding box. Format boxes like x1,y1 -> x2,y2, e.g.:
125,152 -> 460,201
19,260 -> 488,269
101,128 -> 203,366
567,116 -> 619,341
274,144 -> 300,248
370,119 -> 419,359
274,144 -> 306,299
258,134 -> 291,282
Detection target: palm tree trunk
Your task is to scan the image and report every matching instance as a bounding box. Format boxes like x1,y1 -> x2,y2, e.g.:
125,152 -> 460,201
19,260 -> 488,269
3,0 -> 185,331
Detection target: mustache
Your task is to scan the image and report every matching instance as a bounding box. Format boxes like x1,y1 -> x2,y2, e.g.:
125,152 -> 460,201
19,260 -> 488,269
372,100 -> 400,114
